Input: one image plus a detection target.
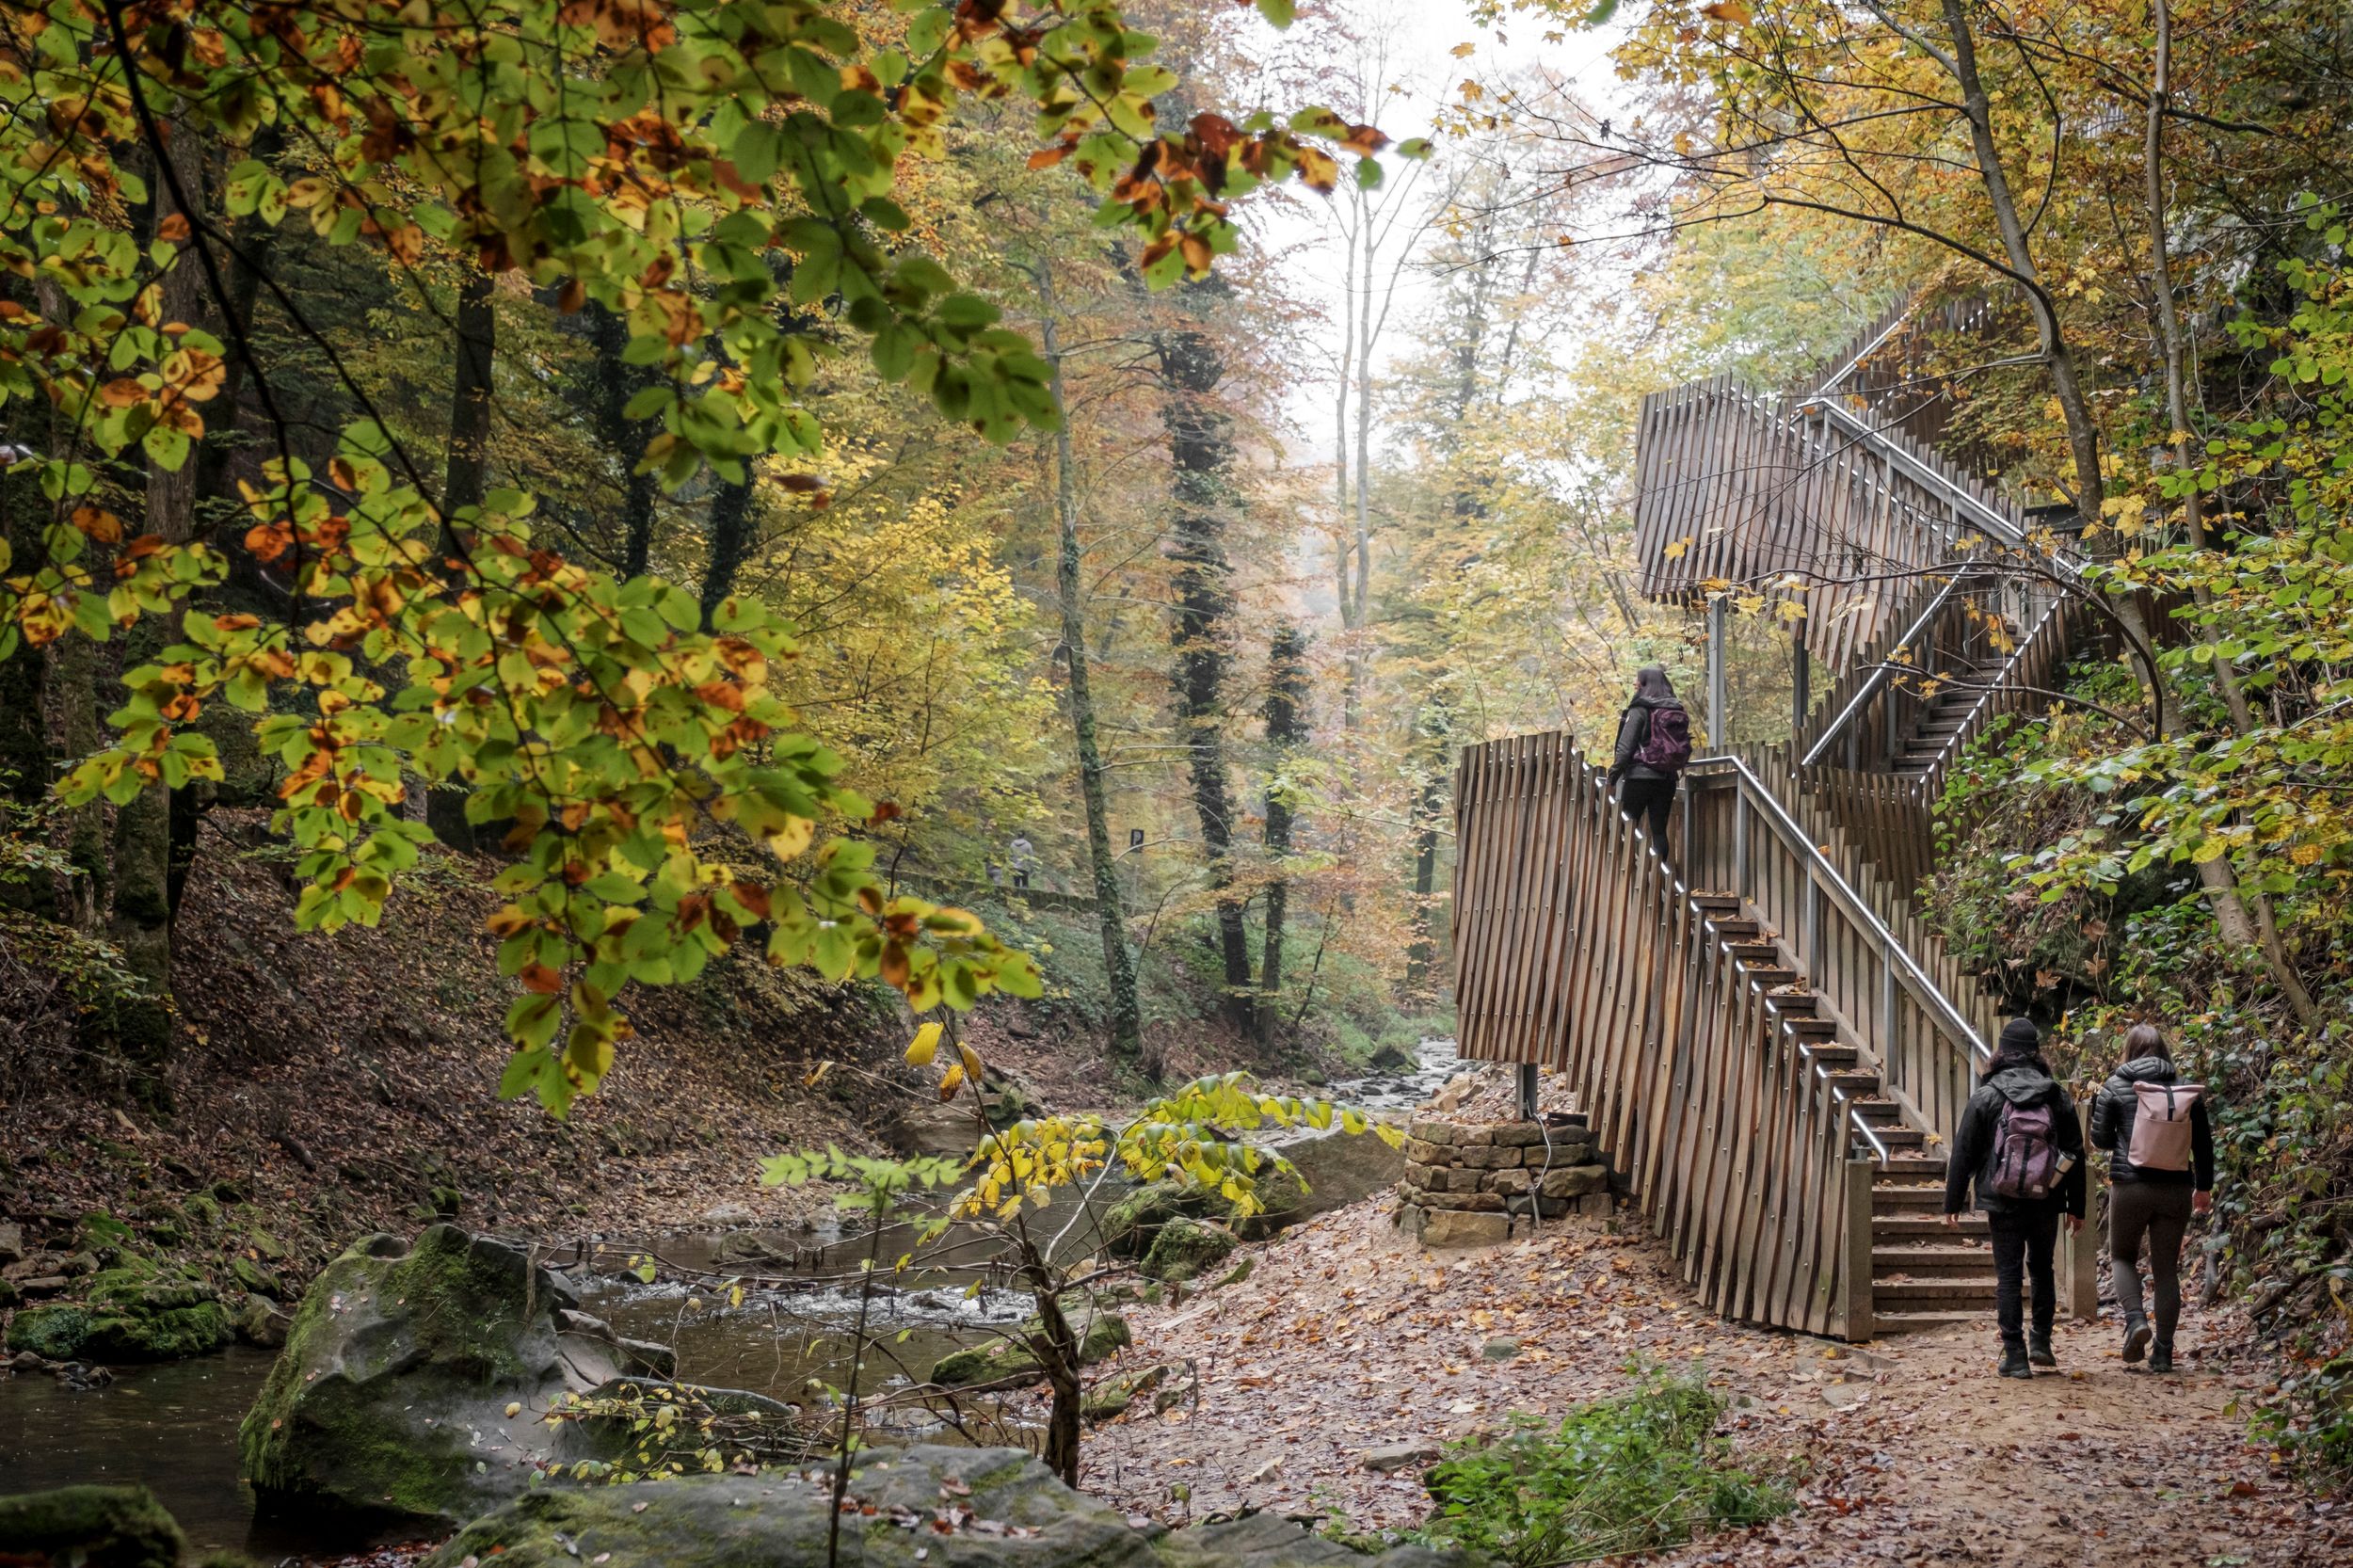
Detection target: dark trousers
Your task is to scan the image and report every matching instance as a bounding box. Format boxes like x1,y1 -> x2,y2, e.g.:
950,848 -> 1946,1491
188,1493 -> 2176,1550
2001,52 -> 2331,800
2110,1181 -> 2194,1348
1988,1207 -> 2058,1346
1619,776 -> 1675,843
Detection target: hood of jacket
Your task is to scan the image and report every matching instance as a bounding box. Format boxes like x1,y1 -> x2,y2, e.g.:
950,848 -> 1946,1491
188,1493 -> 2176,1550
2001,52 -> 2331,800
1988,1065 -> 2058,1105
1629,695 -> 1683,712
2106,1055 -> 2176,1089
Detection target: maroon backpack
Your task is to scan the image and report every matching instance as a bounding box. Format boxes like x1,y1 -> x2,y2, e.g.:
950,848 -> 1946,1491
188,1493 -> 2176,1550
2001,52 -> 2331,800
1989,1098 -> 2062,1201
1634,704 -> 1691,772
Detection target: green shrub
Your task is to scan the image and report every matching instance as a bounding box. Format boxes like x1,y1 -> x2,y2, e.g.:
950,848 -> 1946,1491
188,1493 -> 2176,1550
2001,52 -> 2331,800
1419,1370 -> 1791,1566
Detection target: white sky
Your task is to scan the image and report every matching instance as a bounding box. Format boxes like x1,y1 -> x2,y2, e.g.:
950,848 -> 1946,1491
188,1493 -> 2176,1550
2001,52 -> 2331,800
1227,0 -> 1635,462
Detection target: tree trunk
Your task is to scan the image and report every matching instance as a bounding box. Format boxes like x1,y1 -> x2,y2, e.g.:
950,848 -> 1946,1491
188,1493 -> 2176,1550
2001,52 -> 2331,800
424,265 -> 499,852
1402,700 -> 1449,994
107,124 -> 214,1108
444,266 -> 497,528
588,300 -> 662,578
2135,0 -> 2316,1029
1940,0 -> 2317,1028
1036,262 -> 1147,1074
698,476 -> 757,630
1257,624 -> 1309,1039
1160,296 -> 1255,1034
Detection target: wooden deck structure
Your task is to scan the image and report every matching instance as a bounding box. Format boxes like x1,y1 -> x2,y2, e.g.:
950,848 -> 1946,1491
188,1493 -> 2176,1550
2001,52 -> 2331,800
1450,298 -> 2105,1338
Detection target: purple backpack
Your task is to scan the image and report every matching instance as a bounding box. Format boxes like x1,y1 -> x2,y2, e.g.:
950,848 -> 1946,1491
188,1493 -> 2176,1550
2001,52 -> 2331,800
1634,704 -> 1691,772
1989,1099 -> 2062,1201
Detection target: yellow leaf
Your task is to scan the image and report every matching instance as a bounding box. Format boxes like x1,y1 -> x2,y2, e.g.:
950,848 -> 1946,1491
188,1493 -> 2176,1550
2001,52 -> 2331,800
905,1021 -> 942,1066
939,1061 -> 967,1099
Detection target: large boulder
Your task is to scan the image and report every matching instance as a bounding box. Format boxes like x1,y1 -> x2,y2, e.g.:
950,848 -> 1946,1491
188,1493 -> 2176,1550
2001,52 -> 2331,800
1247,1123 -> 1405,1234
424,1446 -> 1466,1568
1141,1217 -> 1235,1284
237,1225 -> 651,1526
0,1485 -> 185,1568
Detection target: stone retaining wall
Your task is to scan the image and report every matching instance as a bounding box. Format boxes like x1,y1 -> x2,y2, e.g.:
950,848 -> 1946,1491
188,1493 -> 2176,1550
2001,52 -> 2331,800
1394,1114 -> 1610,1248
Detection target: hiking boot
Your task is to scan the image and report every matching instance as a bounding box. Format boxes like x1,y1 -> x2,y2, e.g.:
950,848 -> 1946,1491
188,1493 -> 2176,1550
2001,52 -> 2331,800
2027,1331 -> 2056,1368
1997,1342 -> 2033,1379
2149,1342 -> 2175,1375
2122,1314 -> 2152,1365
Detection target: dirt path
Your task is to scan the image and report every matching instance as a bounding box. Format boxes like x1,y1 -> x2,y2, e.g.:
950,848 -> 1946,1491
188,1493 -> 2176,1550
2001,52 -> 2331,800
1073,1199 -> 2351,1566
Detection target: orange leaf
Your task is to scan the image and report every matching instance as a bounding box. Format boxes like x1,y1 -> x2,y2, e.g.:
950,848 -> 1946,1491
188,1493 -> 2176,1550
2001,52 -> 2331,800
157,212 -> 191,243
520,963 -> 564,994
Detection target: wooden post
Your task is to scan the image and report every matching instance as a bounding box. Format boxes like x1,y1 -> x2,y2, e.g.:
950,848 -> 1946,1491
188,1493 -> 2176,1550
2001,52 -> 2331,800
1791,632 -> 1810,740
1706,593 -> 1728,748
1841,1156 -> 1877,1340
1516,1063 -> 1538,1121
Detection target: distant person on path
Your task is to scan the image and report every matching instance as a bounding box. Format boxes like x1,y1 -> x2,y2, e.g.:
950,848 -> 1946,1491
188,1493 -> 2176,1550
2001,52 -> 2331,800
2089,1023 -> 2214,1374
1944,1017 -> 2086,1379
1605,665 -> 1690,842
1008,835 -> 1035,890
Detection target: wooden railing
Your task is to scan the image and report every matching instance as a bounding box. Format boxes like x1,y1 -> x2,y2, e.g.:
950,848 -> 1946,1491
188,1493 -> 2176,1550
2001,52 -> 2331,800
1451,733 -> 1888,1338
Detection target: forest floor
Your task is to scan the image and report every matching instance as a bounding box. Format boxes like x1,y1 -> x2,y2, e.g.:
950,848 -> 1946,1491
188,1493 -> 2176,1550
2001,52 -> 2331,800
0,817 -> 1279,1298
1074,1193 -> 2353,1567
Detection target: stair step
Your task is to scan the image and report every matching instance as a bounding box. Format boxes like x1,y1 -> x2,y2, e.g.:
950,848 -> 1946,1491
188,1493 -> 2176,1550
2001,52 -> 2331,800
1709,920 -> 1760,939
1800,1043 -> 1861,1065
1869,1309 -> 1989,1335
1872,1186 -> 1951,1214
1875,1154 -> 1948,1180
1727,941 -> 1780,962
1871,1245 -> 1993,1276
1849,1098 -> 1901,1120
1785,1016 -> 1840,1037
1873,1213 -> 1986,1239
1826,1069 -> 1881,1091
1743,967 -> 1800,988
1765,992 -> 1817,1016
1691,893 -> 1740,911
1876,1278 -> 2000,1306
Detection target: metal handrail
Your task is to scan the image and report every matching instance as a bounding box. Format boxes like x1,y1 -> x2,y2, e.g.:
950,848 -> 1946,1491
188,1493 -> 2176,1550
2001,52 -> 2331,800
1572,756 -> 1907,1164
1799,568 -> 1975,769
1901,590 -> 2072,786
1694,867 -> 1897,1166
1686,753 -> 1993,1065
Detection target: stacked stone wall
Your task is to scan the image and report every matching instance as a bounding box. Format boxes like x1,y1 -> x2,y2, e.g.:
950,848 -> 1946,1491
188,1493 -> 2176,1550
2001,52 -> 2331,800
1395,1114 -> 1610,1248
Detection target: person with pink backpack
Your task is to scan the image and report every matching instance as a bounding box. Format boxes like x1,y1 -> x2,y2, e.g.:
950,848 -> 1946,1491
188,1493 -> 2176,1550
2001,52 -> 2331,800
1606,666 -> 1690,841
1943,1017 -> 2088,1379
2089,1023 -> 2215,1374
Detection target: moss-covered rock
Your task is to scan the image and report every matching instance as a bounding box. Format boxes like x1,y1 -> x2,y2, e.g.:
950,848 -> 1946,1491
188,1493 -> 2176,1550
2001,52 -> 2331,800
926,1312 -> 1130,1390
237,1224 -> 655,1526
417,1446 -> 1470,1568
0,1484 -> 186,1568
6,1304 -> 90,1360
1099,1182 -> 1189,1258
230,1256 -> 285,1297
84,1302 -> 232,1361
1141,1217 -> 1235,1284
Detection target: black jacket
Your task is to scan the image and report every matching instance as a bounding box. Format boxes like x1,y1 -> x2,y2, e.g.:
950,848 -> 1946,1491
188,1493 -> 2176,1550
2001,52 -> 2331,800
1944,1065 -> 2087,1218
2089,1055 -> 2215,1190
1608,696 -> 1686,786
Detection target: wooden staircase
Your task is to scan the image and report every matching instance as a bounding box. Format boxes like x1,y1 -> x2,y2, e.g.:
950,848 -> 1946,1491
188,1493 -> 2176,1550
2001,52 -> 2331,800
1689,891 -> 1997,1334
1892,661 -> 2009,777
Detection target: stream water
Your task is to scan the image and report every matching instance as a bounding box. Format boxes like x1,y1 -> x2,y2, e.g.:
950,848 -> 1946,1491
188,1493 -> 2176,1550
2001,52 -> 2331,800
0,1040 -> 1465,1556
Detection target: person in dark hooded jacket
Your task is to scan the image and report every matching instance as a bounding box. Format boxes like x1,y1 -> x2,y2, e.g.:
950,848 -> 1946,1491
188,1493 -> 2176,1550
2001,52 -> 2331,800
1943,1017 -> 2087,1379
2089,1023 -> 2214,1373
1606,665 -> 1688,841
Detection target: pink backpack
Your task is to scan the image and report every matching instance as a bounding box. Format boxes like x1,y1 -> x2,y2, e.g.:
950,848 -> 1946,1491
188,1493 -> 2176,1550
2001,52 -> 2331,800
2128,1080 -> 2203,1171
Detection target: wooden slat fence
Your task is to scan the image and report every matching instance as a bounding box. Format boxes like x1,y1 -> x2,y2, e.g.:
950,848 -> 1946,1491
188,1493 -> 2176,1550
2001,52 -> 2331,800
1451,733 -> 1885,1338
1632,377 -> 2030,687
